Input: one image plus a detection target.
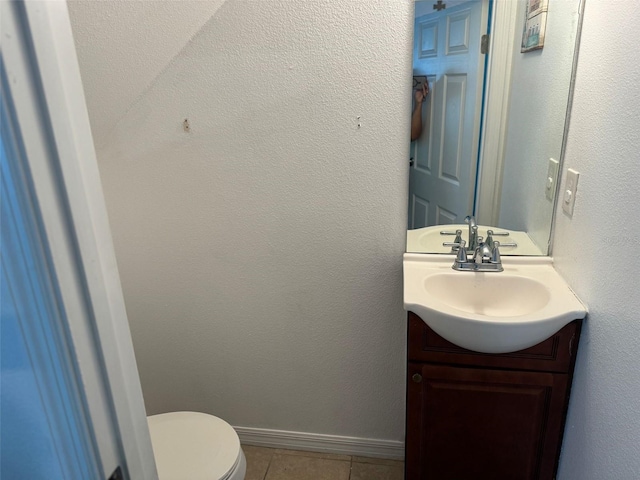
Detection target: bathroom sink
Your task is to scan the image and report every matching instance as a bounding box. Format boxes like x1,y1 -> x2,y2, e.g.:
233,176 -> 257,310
404,254 -> 586,353
423,273 -> 551,317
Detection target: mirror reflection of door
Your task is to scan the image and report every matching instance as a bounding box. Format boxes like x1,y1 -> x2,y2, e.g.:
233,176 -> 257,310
409,0 -> 489,229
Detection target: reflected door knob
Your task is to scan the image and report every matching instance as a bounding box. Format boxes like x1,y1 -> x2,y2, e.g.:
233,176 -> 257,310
410,157 -> 414,167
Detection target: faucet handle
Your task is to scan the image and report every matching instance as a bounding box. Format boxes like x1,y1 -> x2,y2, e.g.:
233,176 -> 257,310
486,230 -> 494,247
442,230 -> 464,252
491,241 -> 502,264
452,229 -> 463,250
455,240 -> 467,263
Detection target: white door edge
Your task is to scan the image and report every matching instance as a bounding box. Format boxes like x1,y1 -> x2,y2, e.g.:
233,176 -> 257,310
2,2 -> 158,479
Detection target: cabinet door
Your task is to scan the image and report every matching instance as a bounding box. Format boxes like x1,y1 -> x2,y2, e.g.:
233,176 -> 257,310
406,363 -> 569,480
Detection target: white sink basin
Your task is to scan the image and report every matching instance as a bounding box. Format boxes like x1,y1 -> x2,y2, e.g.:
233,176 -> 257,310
404,254 -> 586,353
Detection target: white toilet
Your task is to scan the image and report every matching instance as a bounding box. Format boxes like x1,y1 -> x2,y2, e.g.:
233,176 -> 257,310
147,411 -> 246,480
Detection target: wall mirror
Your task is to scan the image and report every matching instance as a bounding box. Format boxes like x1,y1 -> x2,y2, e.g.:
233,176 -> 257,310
407,0 -> 583,255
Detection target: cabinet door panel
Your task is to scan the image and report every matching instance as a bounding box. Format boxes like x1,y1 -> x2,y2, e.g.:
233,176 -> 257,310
406,363 -> 568,480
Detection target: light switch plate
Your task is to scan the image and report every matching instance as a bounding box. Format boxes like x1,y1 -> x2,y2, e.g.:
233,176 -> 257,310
562,168 -> 580,216
545,158 -> 559,201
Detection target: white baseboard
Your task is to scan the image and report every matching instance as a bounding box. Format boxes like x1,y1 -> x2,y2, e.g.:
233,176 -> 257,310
233,426 -> 405,460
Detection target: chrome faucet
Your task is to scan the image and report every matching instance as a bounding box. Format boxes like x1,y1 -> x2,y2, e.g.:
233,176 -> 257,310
466,215 -> 479,252
440,216 -> 512,265
452,238 -> 503,272
442,216 -> 480,253
472,236 -> 493,264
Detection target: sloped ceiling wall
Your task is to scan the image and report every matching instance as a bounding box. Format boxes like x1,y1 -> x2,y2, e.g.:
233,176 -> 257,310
68,0 -> 226,149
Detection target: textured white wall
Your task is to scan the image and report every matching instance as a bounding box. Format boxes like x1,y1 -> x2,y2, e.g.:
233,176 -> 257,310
499,0 -> 580,251
67,0 -> 226,150
553,1 -> 640,479
70,0 -> 413,442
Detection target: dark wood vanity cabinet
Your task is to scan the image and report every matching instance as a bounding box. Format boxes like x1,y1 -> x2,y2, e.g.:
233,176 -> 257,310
405,312 -> 582,480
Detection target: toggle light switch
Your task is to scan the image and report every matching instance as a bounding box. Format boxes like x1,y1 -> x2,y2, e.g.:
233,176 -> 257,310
545,158 -> 559,201
562,168 -> 580,216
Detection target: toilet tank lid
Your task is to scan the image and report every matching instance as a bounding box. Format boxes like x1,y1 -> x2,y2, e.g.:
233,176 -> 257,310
148,411 -> 241,480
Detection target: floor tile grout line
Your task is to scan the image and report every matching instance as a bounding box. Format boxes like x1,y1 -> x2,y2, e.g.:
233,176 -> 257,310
244,445 -> 403,479
271,450 -> 353,462
262,450 -> 274,480
349,456 -> 353,480
260,450 -> 353,480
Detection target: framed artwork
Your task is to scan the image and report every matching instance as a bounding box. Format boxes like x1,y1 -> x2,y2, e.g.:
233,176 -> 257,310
521,0 -> 549,52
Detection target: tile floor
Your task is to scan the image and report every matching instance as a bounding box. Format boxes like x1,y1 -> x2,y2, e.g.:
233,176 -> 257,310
243,445 -> 404,480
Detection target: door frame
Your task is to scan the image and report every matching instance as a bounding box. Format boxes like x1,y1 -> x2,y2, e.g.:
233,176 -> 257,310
474,0 -> 519,225
1,2 -> 157,478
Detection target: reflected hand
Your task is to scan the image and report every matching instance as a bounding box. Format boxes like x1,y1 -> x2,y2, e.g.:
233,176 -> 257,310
415,82 -> 429,104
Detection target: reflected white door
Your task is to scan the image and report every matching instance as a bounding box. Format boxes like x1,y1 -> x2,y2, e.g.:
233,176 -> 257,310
409,0 -> 488,228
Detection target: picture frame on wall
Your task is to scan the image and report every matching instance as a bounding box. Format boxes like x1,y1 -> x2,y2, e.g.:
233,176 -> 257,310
521,0 -> 549,52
